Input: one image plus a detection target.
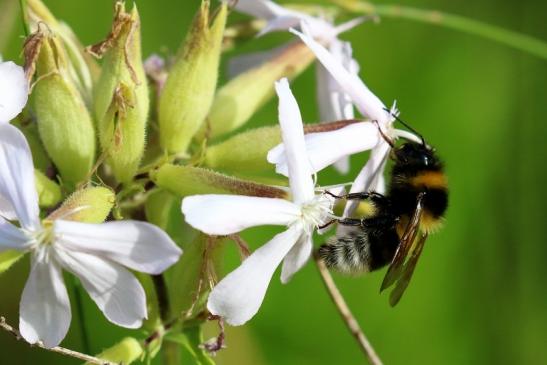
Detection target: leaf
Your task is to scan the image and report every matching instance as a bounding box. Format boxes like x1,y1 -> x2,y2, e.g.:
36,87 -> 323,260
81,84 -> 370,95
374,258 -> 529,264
165,326 -> 216,365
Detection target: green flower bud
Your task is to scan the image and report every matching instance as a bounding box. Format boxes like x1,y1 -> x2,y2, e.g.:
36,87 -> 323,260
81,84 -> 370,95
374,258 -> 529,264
151,164 -> 287,198
12,116 -> 51,172
25,0 -> 97,103
204,126 -> 281,174
47,186 -> 115,223
35,170 -> 62,208
203,119 -> 361,174
159,1 -> 228,154
85,337 -> 143,365
90,2 -> 149,184
204,41 -> 314,139
24,29 -> 96,189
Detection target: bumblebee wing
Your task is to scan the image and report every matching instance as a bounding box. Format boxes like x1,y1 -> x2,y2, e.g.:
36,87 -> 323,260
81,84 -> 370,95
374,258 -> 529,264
389,231 -> 428,306
380,192 -> 425,292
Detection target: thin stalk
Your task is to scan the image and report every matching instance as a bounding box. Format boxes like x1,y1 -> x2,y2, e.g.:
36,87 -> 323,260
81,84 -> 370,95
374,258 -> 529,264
332,0 -> 547,59
314,252 -> 383,365
0,316 -> 116,365
72,278 -> 91,354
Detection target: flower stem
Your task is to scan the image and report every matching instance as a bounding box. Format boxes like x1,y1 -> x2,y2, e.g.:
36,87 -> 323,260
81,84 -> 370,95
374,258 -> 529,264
332,0 -> 547,59
71,278 -> 91,354
0,316 -> 116,365
152,274 -> 170,321
313,252 -> 383,365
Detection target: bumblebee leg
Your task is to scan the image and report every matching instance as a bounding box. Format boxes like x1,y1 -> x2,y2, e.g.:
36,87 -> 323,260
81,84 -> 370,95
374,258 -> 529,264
324,190 -> 384,201
318,217 -> 362,230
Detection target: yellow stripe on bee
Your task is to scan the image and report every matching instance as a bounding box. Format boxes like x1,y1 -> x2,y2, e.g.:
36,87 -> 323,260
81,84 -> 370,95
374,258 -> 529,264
410,171 -> 448,189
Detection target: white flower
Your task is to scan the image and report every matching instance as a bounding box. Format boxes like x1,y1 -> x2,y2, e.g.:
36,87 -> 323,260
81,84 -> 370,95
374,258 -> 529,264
0,69 -> 182,347
0,61 -> 29,220
229,1 -> 365,172
182,78 -> 334,326
268,28 -> 421,217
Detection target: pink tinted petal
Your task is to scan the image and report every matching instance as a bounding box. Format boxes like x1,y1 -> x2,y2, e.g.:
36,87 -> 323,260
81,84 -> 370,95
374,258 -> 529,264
0,124 -> 40,230
182,194 -> 300,235
0,61 -> 28,123
207,224 -> 301,325
274,78 -> 315,204
19,249 -> 71,348
54,220 -> 181,275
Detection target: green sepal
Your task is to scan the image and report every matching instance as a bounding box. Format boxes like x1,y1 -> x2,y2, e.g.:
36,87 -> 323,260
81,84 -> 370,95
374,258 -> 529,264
35,169 -> 62,208
84,337 -> 143,365
91,2 -> 149,184
47,186 -> 115,223
151,164 -> 288,198
203,41 -> 314,139
159,0 -> 228,154
0,251 -> 25,276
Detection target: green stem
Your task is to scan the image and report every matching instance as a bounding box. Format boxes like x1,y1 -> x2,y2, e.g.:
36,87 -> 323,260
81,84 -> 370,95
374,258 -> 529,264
71,278 -> 91,354
18,0 -> 29,36
332,0 -> 547,59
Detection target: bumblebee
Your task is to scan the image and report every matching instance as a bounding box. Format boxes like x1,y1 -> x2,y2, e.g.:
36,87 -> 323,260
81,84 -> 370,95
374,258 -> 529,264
319,122 -> 448,306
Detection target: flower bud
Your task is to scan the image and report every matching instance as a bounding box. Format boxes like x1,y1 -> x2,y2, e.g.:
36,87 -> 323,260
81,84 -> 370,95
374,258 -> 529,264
35,170 -> 62,208
25,0 -> 97,102
204,126 -> 281,173
204,41 -> 314,139
151,164 -> 287,198
84,337 -> 143,365
158,1 -> 228,154
47,186 -> 115,223
203,119 -> 360,174
89,2 -> 149,184
12,116 -> 51,172
24,28 -> 96,189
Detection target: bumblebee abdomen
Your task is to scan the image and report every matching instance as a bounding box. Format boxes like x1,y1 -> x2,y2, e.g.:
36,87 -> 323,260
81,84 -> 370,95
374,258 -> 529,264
319,229 -> 399,274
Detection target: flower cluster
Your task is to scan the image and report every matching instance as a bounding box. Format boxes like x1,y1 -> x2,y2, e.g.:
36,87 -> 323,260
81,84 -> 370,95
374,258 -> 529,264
0,0 -> 418,361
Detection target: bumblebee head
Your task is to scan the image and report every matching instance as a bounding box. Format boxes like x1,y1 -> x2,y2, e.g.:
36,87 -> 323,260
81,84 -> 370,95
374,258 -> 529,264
392,142 -> 441,169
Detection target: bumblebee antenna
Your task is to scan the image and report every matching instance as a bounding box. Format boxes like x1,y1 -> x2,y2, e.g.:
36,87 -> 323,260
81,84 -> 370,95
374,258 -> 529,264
383,108 -> 426,145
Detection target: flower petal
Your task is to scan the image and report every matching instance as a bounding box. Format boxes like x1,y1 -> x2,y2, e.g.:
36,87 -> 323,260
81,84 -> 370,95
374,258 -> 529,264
182,195 -> 300,235
0,123 -> 40,230
55,248 -> 146,328
54,220 -> 182,275
207,224 -> 301,325
291,28 -> 389,124
280,232 -> 311,283
274,78 -> 314,204
0,194 -> 17,221
0,61 -> 28,123
342,141 -> 391,220
19,249 -> 71,348
232,0 -> 286,20
0,215 -> 31,251
268,122 -> 379,176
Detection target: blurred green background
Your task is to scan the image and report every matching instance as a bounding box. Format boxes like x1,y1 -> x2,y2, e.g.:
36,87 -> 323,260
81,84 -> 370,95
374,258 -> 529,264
1,0 -> 546,364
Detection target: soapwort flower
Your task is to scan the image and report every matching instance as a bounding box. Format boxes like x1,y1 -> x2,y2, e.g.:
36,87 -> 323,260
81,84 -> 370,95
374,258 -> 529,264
230,1 -> 364,173
0,61 -> 29,220
269,28 -> 421,215
0,67 -> 182,347
182,78 -> 334,325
